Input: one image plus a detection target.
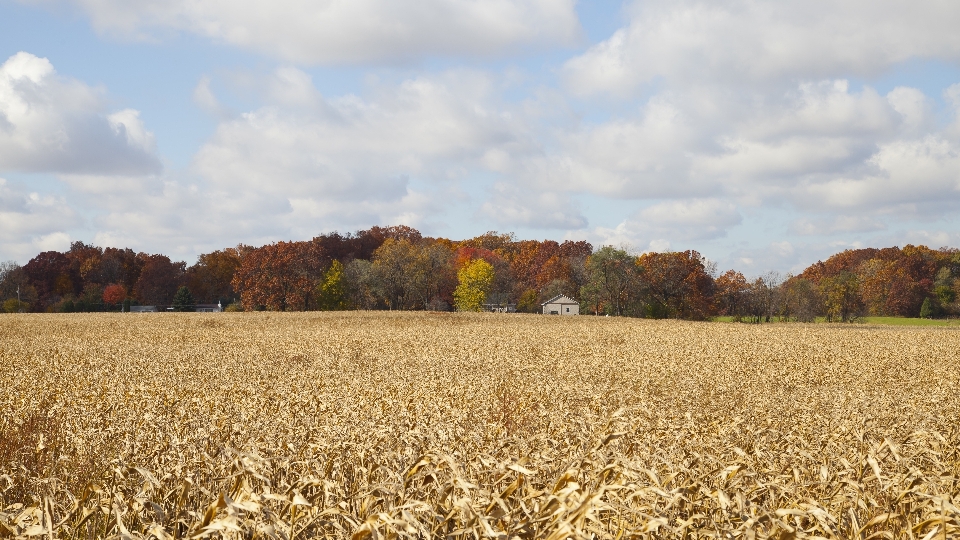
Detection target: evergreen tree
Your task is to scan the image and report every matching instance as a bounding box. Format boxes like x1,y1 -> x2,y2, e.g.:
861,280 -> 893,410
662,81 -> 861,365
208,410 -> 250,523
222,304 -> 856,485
172,286 -> 196,312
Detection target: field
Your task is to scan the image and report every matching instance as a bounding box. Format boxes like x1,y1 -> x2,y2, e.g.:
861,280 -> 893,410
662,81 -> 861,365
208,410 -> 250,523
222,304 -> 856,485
1,313 -> 959,539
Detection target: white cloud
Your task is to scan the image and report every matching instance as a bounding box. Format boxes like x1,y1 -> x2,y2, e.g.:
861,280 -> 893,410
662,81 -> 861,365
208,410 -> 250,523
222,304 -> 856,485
635,198 -> 741,237
589,198 -> 742,252
32,0 -> 581,64
480,182 -> 587,229
790,215 -> 886,236
521,78 -> 960,224
33,232 -> 71,252
799,136 -> 960,212
564,0 -> 960,95
0,52 -> 161,175
0,177 -> 80,261
190,68 -> 539,233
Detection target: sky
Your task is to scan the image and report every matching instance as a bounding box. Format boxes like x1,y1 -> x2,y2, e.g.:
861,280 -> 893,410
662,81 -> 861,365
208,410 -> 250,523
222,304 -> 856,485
1,0 -> 960,275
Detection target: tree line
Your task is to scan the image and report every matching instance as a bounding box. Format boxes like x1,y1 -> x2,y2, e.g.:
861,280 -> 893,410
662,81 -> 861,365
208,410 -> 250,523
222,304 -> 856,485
1,226 -> 958,320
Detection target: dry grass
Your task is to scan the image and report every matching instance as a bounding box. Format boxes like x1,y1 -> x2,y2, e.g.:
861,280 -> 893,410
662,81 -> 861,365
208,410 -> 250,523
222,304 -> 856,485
0,312 -> 958,539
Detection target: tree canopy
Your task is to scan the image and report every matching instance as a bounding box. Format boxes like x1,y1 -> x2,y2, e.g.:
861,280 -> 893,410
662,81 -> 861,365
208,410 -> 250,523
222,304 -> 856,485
3,229 -> 958,321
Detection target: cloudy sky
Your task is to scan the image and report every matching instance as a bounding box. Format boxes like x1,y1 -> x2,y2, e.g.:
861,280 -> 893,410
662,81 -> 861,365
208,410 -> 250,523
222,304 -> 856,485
1,0 -> 960,274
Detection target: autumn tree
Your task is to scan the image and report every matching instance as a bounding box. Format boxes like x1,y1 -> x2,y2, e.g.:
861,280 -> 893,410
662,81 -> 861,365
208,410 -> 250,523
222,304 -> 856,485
102,284 -> 127,307
24,251 -> 78,311
508,239 -> 591,310
231,241 -> 321,311
66,242 -> 103,287
780,277 -> 819,322
714,270 -> 750,320
455,246 -> 513,307
637,250 -> 715,320
454,259 -> 494,312
743,272 -> 783,323
408,243 -> 456,310
133,254 -> 186,306
99,247 -> 143,292
372,239 -> 418,310
802,245 -> 938,317
820,271 -> 863,322
187,248 -> 242,304
342,259 -> 377,310
315,260 -> 347,311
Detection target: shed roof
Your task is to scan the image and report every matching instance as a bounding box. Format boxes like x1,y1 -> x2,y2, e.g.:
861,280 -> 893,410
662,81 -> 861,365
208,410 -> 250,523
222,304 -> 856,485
541,294 -> 579,306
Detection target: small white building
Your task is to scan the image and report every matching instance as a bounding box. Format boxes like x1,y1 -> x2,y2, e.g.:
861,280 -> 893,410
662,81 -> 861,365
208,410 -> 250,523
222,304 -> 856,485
542,294 -> 579,315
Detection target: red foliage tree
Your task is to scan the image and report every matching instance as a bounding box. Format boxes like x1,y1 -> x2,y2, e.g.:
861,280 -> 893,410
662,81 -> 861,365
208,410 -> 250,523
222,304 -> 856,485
102,284 -> 127,306
231,241 -> 323,311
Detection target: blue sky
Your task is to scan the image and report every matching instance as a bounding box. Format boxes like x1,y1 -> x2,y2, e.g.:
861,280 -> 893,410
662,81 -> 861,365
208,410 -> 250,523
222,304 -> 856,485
1,0 -> 960,276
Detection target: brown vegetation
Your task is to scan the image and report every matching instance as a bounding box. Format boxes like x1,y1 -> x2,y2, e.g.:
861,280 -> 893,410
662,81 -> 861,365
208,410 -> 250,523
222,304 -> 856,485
1,312 -> 958,538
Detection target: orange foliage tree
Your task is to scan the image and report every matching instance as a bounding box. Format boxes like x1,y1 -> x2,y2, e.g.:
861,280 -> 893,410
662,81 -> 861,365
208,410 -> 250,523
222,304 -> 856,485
231,241 -> 322,311
714,270 -> 750,319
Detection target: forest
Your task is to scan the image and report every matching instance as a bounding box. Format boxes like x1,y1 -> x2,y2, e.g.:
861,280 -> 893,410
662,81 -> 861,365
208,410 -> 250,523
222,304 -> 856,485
0,225 -> 958,320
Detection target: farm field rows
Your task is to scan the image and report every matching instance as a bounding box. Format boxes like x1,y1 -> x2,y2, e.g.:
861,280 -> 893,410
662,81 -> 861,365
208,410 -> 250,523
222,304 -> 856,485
1,312 -> 959,539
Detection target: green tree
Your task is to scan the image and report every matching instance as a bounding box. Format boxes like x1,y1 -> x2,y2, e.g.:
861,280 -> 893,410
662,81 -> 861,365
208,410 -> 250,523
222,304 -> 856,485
581,246 -> 638,316
453,259 -> 494,312
515,289 -> 539,313
919,297 -> 939,319
316,260 -> 347,311
172,286 -> 196,312
2,298 -> 29,313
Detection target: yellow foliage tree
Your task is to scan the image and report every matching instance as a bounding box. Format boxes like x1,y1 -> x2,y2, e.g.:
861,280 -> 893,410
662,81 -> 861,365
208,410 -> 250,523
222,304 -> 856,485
453,259 -> 494,312
316,260 -> 347,311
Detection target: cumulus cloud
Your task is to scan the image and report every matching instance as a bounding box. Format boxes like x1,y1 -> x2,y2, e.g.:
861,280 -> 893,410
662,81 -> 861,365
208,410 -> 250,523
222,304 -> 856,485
0,52 -> 161,175
794,137 -> 960,214
480,182 -> 587,229
0,177 -> 80,260
589,198 -> 742,252
30,0 -> 581,64
190,68 -> 539,235
563,0 -> 960,95
790,215 -> 886,236
519,78 -> 960,223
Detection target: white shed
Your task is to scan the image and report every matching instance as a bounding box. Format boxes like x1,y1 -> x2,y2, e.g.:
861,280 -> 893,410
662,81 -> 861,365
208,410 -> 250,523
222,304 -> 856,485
542,294 -> 579,315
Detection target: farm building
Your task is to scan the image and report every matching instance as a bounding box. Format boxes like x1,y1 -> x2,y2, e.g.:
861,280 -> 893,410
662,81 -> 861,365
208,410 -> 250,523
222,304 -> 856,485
542,294 -> 579,315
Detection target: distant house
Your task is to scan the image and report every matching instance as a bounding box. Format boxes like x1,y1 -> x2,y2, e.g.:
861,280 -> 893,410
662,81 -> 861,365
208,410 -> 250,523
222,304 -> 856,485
482,303 -> 516,313
130,306 -> 158,313
542,295 -> 579,315
483,292 -> 515,313
196,303 -> 223,313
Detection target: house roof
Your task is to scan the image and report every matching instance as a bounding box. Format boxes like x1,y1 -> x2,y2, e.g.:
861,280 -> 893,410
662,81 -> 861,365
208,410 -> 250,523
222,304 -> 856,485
541,294 -> 578,306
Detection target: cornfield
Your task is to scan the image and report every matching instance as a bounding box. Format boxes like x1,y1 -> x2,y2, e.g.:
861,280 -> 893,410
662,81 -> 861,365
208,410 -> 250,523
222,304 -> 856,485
1,312 -> 958,539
